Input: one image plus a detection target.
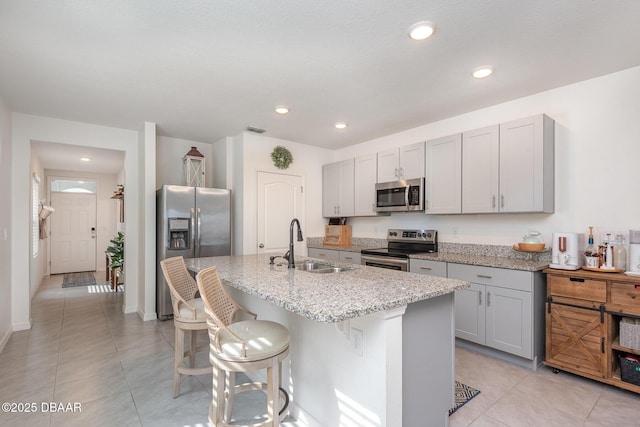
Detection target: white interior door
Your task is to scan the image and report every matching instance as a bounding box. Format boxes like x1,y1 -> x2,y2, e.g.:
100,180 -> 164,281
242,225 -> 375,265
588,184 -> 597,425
50,192 -> 97,274
257,172 -> 304,255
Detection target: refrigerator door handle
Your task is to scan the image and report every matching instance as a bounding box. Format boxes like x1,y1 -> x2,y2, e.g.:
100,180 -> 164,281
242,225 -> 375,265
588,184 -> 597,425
190,208 -> 196,257
196,207 -> 202,257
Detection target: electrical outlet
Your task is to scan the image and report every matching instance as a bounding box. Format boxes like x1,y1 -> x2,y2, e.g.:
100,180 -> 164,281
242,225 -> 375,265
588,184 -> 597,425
350,328 -> 363,357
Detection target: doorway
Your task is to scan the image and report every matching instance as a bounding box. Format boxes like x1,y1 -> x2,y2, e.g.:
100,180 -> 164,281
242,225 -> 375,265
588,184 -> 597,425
49,182 -> 97,274
256,172 -> 304,255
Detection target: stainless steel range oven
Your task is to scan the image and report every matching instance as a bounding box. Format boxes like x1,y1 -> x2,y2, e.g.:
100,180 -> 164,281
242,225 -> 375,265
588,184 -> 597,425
361,229 -> 437,271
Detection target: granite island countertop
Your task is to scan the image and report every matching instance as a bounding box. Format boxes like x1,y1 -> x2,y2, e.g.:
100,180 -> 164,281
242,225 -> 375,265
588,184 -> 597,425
185,254 -> 469,323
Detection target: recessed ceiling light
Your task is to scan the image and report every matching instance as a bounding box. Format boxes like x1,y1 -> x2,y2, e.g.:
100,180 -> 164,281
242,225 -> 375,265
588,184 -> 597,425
335,122 -> 347,130
80,157 -> 91,162
275,106 -> 290,114
472,66 -> 494,79
408,21 -> 436,41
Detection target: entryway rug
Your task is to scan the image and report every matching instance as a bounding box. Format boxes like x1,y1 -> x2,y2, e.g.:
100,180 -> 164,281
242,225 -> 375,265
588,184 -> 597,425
61,272 -> 97,288
88,284 -> 124,293
449,381 -> 480,416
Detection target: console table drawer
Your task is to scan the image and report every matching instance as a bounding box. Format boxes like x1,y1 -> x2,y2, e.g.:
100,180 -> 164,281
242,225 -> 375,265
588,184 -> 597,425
610,282 -> 640,315
548,275 -> 606,302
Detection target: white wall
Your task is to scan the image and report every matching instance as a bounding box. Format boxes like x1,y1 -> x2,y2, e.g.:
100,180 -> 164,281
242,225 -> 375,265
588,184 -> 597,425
156,135 -> 214,189
231,132 -> 334,255
11,114 -> 144,330
0,96 -> 12,351
334,65 -> 640,248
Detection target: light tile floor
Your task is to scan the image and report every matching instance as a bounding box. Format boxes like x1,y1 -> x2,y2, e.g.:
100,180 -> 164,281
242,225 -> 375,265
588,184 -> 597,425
1,273 -> 639,426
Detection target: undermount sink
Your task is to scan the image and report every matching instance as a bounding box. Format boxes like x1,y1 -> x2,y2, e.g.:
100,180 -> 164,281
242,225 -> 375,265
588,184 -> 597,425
295,261 -> 353,274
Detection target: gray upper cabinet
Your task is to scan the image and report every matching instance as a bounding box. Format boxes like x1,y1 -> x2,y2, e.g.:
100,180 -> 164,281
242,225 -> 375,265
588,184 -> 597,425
322,159 -> 355,217
462,125 -> 500,213
425,134 -> 462,214
377,142 -> 425,183
499,114 -> 554,213
461,114 -> 554,214
354,153 -> 378,216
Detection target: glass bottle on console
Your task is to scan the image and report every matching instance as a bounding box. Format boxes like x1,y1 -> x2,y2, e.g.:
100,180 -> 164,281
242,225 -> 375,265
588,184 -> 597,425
584,226 -> 599,268
614,234 -> 627,271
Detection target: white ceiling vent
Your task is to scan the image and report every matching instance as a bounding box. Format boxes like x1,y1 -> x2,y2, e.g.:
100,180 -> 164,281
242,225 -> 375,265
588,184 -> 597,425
246,126 -> 267,134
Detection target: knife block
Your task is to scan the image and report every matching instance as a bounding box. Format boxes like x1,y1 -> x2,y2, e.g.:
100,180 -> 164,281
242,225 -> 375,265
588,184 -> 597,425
323,225 -> 352,246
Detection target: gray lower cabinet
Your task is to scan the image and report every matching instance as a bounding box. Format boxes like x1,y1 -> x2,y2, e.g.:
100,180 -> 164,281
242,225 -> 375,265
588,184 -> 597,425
447,263 -> 546,366
308,247 -> 361,264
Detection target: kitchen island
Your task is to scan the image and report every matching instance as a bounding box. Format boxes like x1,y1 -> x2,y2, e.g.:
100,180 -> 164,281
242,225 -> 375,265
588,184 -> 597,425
186,254 -> 469,427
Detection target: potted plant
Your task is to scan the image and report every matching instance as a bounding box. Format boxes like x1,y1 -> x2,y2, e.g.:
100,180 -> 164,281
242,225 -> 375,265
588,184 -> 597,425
107,232 -> 124,284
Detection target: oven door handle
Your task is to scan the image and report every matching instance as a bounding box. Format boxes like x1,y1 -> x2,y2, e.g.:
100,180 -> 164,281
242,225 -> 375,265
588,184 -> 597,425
361,254 -> 408,270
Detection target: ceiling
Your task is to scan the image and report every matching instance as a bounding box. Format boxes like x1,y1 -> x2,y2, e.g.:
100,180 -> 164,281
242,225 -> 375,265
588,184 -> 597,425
3,1 -> 640,160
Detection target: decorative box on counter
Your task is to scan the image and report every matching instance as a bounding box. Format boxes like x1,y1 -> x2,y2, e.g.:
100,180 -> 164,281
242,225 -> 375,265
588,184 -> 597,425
323,225 -> 352,246
620,317 -> 640,350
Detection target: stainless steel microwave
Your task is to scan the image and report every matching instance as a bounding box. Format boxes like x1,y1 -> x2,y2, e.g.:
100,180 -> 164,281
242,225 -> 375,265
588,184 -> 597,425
374,178 -> 425,213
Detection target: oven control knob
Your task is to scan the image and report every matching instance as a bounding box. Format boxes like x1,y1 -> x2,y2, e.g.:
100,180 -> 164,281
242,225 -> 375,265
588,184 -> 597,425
426,232 -> 432,238
421,233 -> 426,238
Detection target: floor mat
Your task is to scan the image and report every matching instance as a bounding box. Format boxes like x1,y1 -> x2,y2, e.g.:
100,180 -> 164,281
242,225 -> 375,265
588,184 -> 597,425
449,381 -> 480,416
61,272 -> 97,288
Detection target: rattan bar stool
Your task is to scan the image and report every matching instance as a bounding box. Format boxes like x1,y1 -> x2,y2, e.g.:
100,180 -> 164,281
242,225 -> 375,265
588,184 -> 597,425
196,265 -> 290,427
160,256 -> 211,398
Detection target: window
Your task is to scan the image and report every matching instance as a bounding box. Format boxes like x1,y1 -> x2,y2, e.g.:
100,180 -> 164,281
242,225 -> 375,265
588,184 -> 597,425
50,179 -> 96,193
32,173 -> 40,257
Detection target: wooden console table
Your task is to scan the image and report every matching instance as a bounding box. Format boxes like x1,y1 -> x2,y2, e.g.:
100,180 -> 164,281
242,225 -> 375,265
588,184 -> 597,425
544,268 -> 640,394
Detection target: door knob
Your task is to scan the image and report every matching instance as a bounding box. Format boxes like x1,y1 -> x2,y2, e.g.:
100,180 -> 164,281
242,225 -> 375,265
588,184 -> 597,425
259,243 -> 264,248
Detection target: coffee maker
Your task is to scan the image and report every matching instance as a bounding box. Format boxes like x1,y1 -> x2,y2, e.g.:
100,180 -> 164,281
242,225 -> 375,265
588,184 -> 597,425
549,232 -> 585,270
628,230 -> 640,274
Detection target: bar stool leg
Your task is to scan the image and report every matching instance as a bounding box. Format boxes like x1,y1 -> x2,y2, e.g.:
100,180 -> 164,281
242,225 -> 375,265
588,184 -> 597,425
173,327 -> 184,398
224,371 -> 235,423
267,358 -> 281,427
214,364 -> 226,425
188,330 -> 197,368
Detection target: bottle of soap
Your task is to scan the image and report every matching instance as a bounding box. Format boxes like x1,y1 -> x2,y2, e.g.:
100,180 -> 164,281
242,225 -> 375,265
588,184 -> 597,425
614,234 -> 627,271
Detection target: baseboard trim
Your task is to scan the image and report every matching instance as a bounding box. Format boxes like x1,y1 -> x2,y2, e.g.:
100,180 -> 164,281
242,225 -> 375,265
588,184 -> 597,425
12,320 -> 32,332
0,328 -> 11,354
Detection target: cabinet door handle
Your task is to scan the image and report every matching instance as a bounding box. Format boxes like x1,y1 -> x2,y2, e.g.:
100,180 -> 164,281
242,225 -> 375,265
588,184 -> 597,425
344,256 -> 353,260
478,291 -> 482,306
477,274 -> 492,279
420,266 -> 432,271
492,195 -> 496,209
395,168 -> 399,178
570,277 -> 585,282
487,291 -> 491,307
399,167 -> 403,177
500,195 -> 505,208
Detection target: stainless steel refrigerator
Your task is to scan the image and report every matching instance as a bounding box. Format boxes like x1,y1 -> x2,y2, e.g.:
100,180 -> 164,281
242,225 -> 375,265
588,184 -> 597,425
156,185 -> 232,320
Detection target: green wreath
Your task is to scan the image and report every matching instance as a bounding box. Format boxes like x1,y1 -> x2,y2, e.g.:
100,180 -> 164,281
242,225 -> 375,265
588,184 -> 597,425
271,146 -> 293,169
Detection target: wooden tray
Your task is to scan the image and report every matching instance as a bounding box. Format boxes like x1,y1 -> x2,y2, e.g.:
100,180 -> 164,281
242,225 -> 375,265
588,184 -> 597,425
581,266 -> 623,273
512,244 -> 547,253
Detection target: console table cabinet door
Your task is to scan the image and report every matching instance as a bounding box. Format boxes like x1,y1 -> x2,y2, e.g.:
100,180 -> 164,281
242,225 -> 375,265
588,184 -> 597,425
546,300 -> 606,378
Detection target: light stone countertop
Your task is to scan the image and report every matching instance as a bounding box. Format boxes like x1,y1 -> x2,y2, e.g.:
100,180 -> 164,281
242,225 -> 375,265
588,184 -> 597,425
185,254 -> 469,323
